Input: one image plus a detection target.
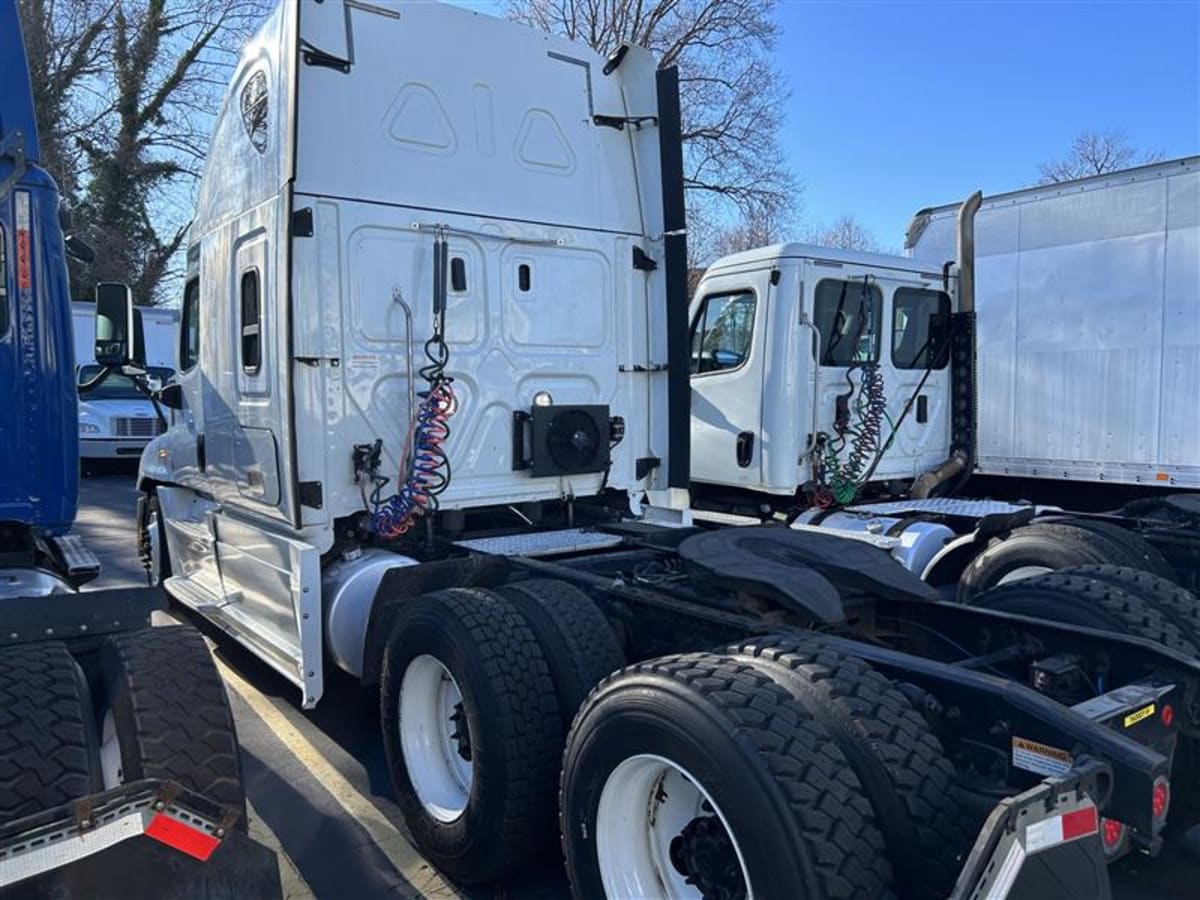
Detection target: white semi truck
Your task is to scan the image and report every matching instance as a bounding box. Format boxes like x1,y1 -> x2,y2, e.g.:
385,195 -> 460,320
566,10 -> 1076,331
129,4 -> 1200,898
690,157 -> 1200,600
73,301 -> 178,460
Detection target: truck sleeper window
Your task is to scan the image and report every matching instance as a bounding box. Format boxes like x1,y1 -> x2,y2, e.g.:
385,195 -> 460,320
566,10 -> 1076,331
690,291 -> 756,374
180,278 -> 200,371
814,278 -> 881,366
893,287 -> 951,370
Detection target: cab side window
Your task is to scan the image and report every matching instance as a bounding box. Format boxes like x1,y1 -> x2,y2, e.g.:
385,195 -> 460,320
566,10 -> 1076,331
690,291 -> 756,375
892,288 -> 951,370
180,278 -> 200,371
814,278 -> 882,366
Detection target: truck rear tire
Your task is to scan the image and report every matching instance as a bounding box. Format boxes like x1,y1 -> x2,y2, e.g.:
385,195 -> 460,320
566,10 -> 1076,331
1045,518 -> 1174,580
728,635 -> 970,900
560,653 -> 894,900
0,643 -> 102,822
972,570 -> 1198,656
959,522 -> 1166,603
497,578 -> 625,728
379,588 -> 561,884
96,626 -> 246,828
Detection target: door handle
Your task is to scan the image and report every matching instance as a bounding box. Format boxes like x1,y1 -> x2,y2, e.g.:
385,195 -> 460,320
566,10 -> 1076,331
736,432 -> 754,468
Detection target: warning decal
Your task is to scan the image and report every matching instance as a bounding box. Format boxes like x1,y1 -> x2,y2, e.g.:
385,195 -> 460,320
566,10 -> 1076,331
1124,704 -> 1155,728
1012,736 -> 1074,777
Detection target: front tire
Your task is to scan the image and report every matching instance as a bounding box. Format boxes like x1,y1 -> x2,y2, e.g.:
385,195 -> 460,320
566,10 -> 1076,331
380,588 -> 561,884
561,653 -> 894,900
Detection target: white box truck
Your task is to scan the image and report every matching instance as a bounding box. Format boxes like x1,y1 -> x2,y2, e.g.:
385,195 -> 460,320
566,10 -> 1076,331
688,157 -> 1199,599
121,4 -> 1200,898
73,301 -> 178,460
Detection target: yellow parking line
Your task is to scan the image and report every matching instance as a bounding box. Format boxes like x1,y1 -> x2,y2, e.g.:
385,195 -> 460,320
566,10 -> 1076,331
215,659 -> 461,898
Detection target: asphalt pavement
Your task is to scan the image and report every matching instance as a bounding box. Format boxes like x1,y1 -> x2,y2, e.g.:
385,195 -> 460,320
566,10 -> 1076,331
75,466 -> 1198,900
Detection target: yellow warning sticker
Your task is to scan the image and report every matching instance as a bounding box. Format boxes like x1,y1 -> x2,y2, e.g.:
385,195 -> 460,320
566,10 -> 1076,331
1012,736 -> 1074,777
1124,704 -> 1156,728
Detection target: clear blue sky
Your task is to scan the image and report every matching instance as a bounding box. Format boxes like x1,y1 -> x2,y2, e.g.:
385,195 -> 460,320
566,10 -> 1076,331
776,0 -> 1200,247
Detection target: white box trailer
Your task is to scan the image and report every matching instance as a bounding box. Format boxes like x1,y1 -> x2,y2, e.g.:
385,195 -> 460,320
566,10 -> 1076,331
906,157 -> 1199,490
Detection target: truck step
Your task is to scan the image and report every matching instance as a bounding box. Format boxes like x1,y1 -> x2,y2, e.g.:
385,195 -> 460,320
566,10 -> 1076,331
453,528 -> 623,558
51,534 -> 101,579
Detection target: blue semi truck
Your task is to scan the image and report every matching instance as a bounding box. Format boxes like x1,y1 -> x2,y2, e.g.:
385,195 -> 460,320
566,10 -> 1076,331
0,4 -> 279,896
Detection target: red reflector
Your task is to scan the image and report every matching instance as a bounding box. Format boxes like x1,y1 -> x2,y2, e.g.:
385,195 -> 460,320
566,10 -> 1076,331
1161,704 -> 1174,727
1153,779 -> 1170,820
1061,806 -> 1099,841
145,812 -> 221,861
1101,817 -> 1125,849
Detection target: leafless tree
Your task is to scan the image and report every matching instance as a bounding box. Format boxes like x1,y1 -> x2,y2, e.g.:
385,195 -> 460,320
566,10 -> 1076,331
804,215 -> 881,252
1037,130 -> 1164,184
16,0 -> 112,204
18,0 -> 266,303
506,0 -> 800,268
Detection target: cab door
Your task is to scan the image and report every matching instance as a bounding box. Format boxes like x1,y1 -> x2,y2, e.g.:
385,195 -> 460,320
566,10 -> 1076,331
880,285 -> 953,476
689,269 -> 770,488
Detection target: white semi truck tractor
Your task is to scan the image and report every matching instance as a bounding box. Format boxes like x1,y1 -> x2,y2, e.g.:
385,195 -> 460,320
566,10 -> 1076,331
689,157 -> 1200,601
131,4 -> 1200,898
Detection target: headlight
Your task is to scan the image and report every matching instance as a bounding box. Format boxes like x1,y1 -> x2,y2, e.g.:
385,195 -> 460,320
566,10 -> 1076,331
79,423 -> 100,434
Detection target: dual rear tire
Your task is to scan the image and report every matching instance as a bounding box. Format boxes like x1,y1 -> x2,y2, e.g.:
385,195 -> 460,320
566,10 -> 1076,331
0,625 -> 246,829
380,579 -> 965,898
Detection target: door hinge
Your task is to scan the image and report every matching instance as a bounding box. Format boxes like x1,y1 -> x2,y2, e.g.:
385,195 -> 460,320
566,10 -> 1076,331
299,481 -> 324,509
632,246 -> 658,271
291,207 -> 314,237
593,114 -> 658,131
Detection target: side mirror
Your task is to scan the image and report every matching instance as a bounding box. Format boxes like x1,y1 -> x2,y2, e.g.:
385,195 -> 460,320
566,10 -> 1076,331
94,283 -> 143,367
65,234 -> 96,264
157,382 -> 184,410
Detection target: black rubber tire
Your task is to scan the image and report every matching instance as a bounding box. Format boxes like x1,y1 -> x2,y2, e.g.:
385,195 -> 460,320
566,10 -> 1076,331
729,635 -> 970,900
139,492 -> 171,587
497,578 -> 625,729
0,643 -> 102,822
1056,565 -> 1200,647
561,653 -> 894,900
959,522 -> 1161,603
973,570 -> 1199,656
1044,518 -> 1175,580
380,588 -> 561,884
96,626 -> 247,828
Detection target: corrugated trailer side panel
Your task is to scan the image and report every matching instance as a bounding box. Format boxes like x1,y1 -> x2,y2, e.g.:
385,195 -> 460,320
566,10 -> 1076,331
909,158 -> 1200,489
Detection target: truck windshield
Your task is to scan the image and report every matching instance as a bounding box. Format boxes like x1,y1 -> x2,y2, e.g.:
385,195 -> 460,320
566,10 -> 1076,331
77,365 -> 175,400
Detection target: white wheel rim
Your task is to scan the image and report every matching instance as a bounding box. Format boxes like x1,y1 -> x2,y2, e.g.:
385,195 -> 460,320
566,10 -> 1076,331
996,565 -> 1054,585
399,654 -> 474,823
99,710 -> 123,789
597,754 -> 751,900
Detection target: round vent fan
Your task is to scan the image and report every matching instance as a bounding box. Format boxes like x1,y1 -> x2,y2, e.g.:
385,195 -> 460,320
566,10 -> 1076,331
545,409 -> 603,472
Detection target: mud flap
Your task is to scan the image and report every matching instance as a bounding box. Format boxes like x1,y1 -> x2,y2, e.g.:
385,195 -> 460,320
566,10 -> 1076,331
0,780 -> 281,900
952,759 -> 1112,900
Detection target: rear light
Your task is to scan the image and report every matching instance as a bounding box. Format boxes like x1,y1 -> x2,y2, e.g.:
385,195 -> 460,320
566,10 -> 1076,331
1100,817 -> 1126,855
1152,776 -> 1171,822
1161,704 -> 1174,727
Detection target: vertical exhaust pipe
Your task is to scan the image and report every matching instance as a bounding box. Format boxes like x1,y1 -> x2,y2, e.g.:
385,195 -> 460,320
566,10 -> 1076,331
911,190 -> 982,499
956,191 -> 983,314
